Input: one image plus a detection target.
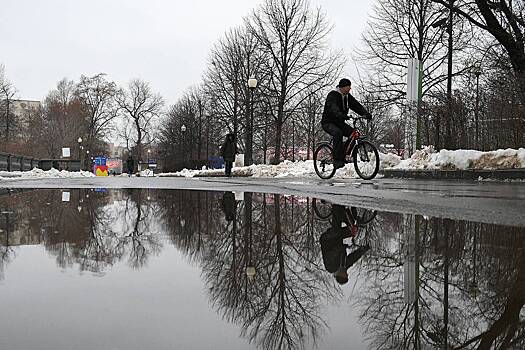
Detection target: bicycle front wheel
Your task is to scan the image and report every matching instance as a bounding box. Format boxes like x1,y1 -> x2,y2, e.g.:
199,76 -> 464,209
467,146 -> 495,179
312,198 -> 332,220
353,207 -> 378,226
314,143 -> 336,179
353,140 -> 380,180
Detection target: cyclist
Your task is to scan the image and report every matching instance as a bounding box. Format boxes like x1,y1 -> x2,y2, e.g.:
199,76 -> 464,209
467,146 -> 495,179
321,78 -> 372,169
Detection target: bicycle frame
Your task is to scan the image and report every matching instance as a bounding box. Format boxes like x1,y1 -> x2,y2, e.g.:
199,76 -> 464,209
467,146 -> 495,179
343,119 -> 367,158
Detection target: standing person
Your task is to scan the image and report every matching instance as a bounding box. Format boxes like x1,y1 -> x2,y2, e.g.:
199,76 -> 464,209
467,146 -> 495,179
126,155 -> 134,177
321,78 -> 372,169
220,133 -> 238,177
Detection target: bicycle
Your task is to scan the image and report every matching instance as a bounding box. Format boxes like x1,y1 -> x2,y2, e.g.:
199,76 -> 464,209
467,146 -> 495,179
313,117 -> 380,180
312,198 -> 377,226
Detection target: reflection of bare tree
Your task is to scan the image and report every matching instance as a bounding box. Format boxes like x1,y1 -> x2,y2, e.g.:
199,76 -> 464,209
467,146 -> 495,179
355,213 -> 525,349
154,190 -> 342,349
115,189 -> 162,269
200,193 -> 338,350
0,209 -> 16,280
0,189 -> 162,276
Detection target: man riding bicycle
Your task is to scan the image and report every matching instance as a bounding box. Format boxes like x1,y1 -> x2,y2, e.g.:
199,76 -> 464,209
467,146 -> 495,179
321,78 -> 372,169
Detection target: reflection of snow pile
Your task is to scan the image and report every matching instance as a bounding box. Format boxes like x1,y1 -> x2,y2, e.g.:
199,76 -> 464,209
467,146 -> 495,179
0,168 -> 95,180
160,153 -> 398,178
392,147 -> 525,170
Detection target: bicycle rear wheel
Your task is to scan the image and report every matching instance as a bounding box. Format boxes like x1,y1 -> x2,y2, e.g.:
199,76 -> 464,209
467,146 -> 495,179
314,143 -> 336,179
353,140 -> 380,180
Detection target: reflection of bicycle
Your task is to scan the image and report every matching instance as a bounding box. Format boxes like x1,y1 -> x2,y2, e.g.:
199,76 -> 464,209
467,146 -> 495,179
314,117 -> 380,180
312,198 -> 377,227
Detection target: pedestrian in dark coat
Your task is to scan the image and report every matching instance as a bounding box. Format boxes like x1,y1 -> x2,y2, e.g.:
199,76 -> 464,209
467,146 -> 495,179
220,133 -> 238,177
126,156 -> 134,177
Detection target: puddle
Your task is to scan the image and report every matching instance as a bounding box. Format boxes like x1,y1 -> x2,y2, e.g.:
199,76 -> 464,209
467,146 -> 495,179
0,188 -> 524,349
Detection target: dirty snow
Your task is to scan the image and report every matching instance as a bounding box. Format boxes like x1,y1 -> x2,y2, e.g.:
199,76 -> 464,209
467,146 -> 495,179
160,153 -> 398,179
392,146 -> 525,170
0,168 -> 95,180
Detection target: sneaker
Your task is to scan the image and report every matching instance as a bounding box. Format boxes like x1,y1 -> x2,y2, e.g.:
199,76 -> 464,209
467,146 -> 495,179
334,160 -> 345,169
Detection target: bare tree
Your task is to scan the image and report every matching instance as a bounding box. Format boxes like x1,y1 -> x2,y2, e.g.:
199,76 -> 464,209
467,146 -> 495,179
432,0 -> 525,105
34,79 -> 89,158
359,0 -> 474,150
246,0 -> 344,163
0,65 -> 17,142
115,79 -> 164,162
75,73 -> 118,154
204,28 -> 245,145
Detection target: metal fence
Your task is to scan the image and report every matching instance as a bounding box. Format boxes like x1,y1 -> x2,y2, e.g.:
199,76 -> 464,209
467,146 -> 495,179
0,152 -> 82,172
0,152 -> 40,172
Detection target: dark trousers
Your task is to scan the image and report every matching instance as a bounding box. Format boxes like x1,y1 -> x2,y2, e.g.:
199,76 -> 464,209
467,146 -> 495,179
322,123 -> 353,161
225,161 -> 233,176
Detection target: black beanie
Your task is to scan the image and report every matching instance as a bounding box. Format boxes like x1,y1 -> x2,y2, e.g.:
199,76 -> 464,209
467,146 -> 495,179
337,78 -> 351,87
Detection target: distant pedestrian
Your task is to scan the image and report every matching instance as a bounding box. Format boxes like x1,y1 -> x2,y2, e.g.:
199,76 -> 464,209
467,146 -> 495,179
126,155 -> 134,177
220,133 -> 238,177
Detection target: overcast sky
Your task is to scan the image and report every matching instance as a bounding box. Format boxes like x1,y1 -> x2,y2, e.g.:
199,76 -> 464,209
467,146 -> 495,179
1,0 -> 374,105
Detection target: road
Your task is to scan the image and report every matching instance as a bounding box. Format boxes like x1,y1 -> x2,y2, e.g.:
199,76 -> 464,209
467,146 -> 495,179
1,176 -> 524,227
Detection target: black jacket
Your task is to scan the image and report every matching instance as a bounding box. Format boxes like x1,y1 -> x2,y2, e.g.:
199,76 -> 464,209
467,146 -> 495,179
126,157 -> 134,171
321,90 -> 368,128
220,135 -> 238,162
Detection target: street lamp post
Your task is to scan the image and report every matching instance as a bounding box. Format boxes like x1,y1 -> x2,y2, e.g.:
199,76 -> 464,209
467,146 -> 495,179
446,0 -> 454,148
77,137 -> 83,170
181,124 -> 187,169
77,137 -> 83,159
247,78 -> 258,166
147,149 -> 151,174
431,0 -> 454,149
474,65 -> 481,149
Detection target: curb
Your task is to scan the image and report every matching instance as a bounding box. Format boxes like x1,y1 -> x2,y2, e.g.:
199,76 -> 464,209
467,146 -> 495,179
380,168 -> 525,180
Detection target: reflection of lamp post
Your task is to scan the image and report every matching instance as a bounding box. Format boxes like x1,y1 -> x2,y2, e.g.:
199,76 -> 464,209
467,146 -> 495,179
181,124 -> 187,169
247,78 -> 258,166
245,192 -> 255,279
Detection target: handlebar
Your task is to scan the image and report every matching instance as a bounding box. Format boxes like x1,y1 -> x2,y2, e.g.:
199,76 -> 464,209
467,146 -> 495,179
346,116 -> 369,127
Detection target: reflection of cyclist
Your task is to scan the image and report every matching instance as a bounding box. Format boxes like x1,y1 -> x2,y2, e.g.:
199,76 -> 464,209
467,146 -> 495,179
321,78 -> 371,169
320,204 -> 369,285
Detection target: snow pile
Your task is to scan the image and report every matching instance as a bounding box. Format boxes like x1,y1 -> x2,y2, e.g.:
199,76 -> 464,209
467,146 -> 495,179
160,153 -> 396,179
392,147 -> 525,170
379,152 -> 401,168
0,168 -> 95,180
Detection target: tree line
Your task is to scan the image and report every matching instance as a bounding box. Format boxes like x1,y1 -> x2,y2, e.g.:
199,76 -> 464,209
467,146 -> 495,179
1,0 -> 523,171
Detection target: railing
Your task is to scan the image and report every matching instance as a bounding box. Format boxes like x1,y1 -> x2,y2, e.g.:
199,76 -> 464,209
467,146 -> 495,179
0,152 -> 40,172
0,152 -> 81,172
39,159 -> 81,171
